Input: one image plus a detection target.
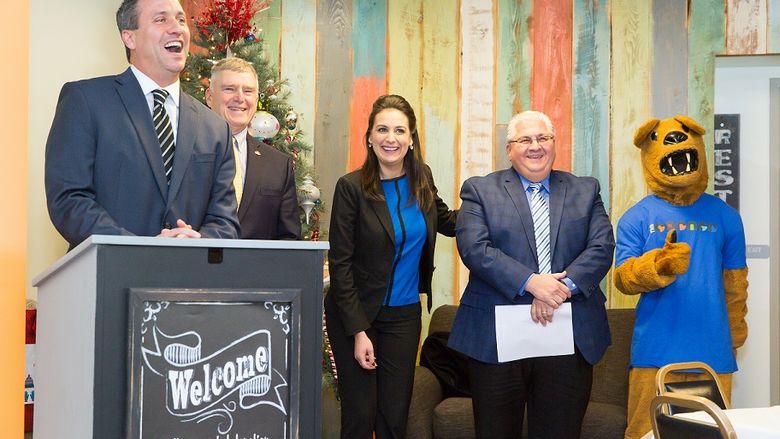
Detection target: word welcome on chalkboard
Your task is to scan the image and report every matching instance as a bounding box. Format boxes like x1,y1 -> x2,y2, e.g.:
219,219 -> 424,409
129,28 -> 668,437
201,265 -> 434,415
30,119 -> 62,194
127,289 -> 301,439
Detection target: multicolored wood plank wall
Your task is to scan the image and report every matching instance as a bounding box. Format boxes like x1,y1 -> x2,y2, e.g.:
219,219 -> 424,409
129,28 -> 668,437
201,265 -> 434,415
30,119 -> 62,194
183,0 -> 776,309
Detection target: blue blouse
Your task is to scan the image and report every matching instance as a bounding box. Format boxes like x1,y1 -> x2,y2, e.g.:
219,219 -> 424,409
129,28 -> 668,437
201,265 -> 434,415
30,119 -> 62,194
380,175 -> 427,306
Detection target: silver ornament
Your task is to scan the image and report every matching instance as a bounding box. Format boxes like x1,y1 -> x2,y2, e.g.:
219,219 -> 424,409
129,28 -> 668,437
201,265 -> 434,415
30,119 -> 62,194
249,111 -> 280,140
285,110 -> 299,132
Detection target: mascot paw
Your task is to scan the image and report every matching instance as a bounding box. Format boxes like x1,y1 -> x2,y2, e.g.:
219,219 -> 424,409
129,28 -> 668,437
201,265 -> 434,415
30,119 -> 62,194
655,230 -> 690,275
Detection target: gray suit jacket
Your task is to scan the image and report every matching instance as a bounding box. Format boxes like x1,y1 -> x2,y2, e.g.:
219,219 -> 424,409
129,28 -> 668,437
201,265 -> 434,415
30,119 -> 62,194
237,136 -> 301,240
449,169 -> 615,364
45,67 -> 239,249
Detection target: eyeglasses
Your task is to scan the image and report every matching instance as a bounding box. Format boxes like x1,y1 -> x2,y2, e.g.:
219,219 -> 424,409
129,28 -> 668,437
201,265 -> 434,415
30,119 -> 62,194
509,134 -> 555,146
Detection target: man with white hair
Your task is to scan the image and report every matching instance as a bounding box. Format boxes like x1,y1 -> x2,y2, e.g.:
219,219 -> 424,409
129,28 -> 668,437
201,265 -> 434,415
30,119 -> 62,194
206,57 -> 300,240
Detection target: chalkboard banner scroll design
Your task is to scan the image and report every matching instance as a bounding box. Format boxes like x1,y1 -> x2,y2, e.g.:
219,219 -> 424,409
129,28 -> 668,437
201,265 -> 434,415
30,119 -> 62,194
127,289 -> 301,439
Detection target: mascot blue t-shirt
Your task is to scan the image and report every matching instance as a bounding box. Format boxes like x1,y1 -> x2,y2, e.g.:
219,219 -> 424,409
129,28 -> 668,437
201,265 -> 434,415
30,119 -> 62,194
616,193 -> 747,373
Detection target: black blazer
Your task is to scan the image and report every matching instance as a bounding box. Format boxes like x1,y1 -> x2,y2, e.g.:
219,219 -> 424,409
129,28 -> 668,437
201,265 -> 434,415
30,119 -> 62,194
326,166 -> 457,335
237,136 -> 301,240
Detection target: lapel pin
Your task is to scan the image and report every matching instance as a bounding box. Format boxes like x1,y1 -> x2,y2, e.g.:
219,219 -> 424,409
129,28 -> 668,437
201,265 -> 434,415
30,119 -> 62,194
254,150 -> 261,156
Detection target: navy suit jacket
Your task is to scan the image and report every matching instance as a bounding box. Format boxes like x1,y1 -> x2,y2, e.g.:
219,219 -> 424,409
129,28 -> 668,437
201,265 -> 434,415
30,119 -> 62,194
449,169 -> 615,365
237,136 -> 301,240
45,68 -> 239,249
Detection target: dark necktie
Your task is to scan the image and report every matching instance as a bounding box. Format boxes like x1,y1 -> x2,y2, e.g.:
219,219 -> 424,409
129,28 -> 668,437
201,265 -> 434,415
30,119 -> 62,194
529,182 -> 551,274
152,89 -> 175,183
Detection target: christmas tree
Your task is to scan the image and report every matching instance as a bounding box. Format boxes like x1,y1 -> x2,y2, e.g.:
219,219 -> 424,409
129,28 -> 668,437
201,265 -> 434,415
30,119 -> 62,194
181,0 -> 323,240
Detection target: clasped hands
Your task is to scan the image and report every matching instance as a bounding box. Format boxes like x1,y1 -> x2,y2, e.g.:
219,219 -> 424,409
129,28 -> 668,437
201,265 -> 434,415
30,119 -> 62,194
158,219 -> 201,238
527,271 -> 571,326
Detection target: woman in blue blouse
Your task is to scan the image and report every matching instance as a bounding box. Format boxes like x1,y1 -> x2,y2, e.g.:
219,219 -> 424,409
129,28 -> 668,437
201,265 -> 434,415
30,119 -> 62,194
325,94 -> 457,438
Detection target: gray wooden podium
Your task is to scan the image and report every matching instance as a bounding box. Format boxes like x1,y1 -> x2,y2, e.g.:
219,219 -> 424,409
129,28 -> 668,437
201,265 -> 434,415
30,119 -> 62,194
32,235 -> 328,439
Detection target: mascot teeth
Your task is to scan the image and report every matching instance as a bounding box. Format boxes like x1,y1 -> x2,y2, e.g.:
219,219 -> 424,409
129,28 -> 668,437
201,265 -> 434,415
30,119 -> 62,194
660,148 -> 698,177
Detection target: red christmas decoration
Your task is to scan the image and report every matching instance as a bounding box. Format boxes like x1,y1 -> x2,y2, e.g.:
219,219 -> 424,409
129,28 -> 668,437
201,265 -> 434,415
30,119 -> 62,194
195,0 -> 272,49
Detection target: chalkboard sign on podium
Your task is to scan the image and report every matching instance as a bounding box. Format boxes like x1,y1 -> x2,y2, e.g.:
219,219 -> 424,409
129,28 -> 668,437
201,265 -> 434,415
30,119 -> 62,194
127,289 -> 301,438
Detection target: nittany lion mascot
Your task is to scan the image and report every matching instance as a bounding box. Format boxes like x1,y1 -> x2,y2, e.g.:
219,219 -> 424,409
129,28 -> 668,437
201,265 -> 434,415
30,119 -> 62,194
614,115 -> 749,439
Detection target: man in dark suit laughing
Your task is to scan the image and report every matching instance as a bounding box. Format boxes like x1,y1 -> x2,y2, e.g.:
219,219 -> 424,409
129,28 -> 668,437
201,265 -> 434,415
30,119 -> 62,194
45,0 -> 239,249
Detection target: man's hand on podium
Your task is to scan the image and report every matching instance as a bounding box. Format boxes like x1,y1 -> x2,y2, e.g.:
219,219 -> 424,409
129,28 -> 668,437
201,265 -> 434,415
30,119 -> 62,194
158,219 -> 202,239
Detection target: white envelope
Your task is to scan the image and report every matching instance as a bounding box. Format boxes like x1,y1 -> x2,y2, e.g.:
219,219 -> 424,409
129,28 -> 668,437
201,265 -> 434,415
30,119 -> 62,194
495,303 -> 574,363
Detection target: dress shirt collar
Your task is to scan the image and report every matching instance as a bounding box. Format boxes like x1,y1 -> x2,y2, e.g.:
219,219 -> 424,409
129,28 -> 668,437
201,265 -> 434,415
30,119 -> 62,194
516,170 -> 551,193
234,127 -> 249,149
130,65 -> 181,108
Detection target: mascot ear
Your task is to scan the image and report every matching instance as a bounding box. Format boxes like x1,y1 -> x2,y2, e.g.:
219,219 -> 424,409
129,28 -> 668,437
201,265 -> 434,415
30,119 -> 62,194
633,118 -> 660,148
674,115 -> 706,135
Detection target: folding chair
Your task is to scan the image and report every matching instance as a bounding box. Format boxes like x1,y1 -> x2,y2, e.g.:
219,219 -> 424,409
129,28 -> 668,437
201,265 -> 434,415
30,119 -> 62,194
655,361 -> 730,414
650,393 -> 737,439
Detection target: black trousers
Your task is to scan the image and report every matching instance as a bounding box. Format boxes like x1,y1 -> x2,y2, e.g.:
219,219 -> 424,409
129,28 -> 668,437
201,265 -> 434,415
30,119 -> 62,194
468,350 -> 593,439
325,302 -> 421,439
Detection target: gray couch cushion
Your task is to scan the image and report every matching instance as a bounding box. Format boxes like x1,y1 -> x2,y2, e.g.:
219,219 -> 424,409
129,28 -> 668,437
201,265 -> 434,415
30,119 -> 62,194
407,366 -> 443,439
432,397 -> 474,439
591,308 -> 634,408
581,401 -> 627,439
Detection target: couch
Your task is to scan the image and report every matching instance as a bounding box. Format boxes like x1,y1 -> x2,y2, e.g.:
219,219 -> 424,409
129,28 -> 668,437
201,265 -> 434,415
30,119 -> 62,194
406,305 -> 635,439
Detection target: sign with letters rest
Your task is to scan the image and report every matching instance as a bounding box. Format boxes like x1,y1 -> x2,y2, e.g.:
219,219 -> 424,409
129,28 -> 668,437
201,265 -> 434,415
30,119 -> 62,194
127,289 -> 301,439
714,114 -> 740,211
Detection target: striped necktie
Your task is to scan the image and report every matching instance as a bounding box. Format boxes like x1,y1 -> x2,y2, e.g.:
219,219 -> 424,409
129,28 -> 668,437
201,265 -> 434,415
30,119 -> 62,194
152,89 -> 175,183
529,182 -> 551,274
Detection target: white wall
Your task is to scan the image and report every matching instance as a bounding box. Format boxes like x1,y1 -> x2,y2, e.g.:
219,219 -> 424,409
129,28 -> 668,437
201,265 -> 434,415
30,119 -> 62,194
28,0 -> 127,299
715,55 -> 780,408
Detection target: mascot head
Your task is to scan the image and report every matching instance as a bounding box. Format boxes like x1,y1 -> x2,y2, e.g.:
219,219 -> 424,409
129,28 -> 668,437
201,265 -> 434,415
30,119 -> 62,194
633,115 -> 708,206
